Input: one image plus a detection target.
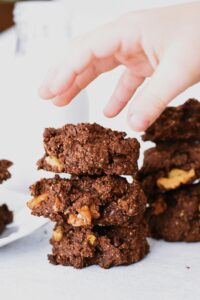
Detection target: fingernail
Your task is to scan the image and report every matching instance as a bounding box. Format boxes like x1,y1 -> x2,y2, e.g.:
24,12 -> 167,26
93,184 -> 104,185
52,95 -> 71,107
103,106 -> 112,118
52,100 -> 64,107
49,70 -> 75,96
39,85 -> 55,100
128,115 -> 150,132
52,98 -> 65,107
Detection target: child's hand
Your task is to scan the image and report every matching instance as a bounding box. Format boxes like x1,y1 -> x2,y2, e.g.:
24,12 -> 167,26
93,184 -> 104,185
39,2 -> 200,131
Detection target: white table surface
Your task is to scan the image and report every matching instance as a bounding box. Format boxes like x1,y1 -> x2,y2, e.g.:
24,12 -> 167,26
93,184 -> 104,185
1,222 -> 200,300
1,1 -> 200,299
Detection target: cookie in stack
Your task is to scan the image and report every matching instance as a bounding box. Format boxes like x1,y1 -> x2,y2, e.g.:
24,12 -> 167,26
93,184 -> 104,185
0,160 -> 13,234
27,123 -> 149,268
140,99 -> 200,242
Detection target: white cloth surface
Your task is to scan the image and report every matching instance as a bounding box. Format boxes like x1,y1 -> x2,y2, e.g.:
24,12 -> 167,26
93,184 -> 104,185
1,222 -> 200,300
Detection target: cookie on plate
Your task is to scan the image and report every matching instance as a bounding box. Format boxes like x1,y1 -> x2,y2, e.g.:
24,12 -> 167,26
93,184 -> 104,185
0,204 -> 13,234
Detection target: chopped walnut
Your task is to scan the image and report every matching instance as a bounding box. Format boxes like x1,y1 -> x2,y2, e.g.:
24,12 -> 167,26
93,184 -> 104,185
68,206 -> 92,227
157,168 -> 195,190
53,198 -> 62,212
53,226 -> 63,242
27,193 -> 48,209
45,155 -> 63,172
90,204 -> 100,219
151,198 -> 167,215
68,205 -> 100,227
87,234 -> 96,245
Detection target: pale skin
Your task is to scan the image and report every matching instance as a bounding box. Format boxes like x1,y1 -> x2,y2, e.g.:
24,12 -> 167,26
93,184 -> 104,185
39,2 -> 200,131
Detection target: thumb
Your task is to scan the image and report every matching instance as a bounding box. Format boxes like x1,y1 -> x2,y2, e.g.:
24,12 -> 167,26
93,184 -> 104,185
128,46 -> 197,131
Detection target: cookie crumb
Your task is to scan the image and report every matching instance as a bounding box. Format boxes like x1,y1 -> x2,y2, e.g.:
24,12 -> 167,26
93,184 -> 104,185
186,266 -> 191,269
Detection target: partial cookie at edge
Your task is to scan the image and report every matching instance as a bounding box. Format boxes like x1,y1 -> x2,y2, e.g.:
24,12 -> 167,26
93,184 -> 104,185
145,183 -> 200,242
143,99 -> 200,143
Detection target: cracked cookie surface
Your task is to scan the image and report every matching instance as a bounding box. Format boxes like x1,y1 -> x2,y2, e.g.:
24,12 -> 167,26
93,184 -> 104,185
37,123 -> 139,175
143,99 -> 200,143
28,175 -> 146,227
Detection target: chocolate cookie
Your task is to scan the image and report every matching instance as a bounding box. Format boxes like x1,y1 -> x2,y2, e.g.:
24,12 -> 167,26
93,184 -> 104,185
28,175 -> 146,227
0,160 -> 13,184
140,172 -> 165,196
37,123 -> 139,175
139,143 -> 200,193
143,99 -> 200,143
48,223 -> 149,269
0,204 -> 13,234
146,183 -> 200,242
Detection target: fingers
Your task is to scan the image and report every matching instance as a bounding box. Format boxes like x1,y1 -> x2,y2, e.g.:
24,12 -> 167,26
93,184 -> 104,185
39,22 -> 121,101
128,48 -> 196,131
52,56 -> 119,106
104,69 -> 144,117
39,48 -> 92,100
39,67 -> 59,99
52,64 -> 98,106
52,85 -> 80,107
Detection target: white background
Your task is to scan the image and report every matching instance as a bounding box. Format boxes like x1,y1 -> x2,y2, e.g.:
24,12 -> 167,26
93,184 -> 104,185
0,1 -> 200,299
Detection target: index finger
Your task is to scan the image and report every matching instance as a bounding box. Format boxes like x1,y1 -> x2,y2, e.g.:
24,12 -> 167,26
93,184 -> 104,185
39,21 -> 121,100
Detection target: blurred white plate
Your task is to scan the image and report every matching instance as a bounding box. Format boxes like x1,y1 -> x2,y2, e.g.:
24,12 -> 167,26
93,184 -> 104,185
0,187 -> 47,247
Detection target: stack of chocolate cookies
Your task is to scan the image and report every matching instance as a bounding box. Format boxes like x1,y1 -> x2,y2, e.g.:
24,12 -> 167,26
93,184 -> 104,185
0,160 -> 13,234
140,99 -> 200,242
28,123 -> 149,268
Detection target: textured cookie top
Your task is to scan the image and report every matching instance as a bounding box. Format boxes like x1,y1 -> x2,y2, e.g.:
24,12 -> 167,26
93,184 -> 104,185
37,123 -> 140,175
28,174 -> 146,227
143,99 -> 200,143
141,143 -> 200,175
0,160 -> 13,184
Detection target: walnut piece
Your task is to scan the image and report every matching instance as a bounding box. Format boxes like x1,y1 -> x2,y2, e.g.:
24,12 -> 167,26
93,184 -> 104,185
157,168 -> 195,190
90,204 -> 100,219
68,205 -> 100,227
87,234 -> 96,245
53,226 -> 63,242
53,198 -> 62,212
45,155 -> 63,172
68,206 -> 92,227
27,193 -> 48,209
